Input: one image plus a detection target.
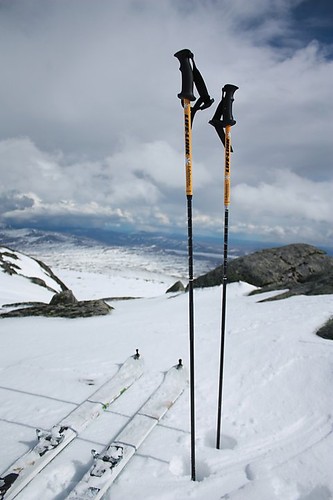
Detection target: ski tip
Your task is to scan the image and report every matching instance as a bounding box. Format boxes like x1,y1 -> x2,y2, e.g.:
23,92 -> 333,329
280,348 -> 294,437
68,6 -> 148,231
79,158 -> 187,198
176,359 -> 183,369
174,359 -> 189,384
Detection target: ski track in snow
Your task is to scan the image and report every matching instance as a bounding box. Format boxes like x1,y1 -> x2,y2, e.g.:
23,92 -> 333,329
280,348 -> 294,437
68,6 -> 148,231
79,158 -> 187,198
0,246 -> 333,499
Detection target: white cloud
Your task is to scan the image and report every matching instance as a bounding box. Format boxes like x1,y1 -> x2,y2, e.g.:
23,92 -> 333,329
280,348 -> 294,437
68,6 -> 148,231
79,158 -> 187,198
233,169 -> 333,222
0,0 -> 332,246
230,169 -> 333,244
0,137 -> 188,229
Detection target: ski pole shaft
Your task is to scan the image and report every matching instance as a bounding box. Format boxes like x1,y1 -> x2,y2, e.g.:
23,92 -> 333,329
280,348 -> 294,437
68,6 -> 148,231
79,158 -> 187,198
209,85 -> 238,450
187,194 -> 196,481
224,125 -> 231,208
184,100 -> 193,196
175,49 -> 213,481
216,124 -> 231,450
175,49 -> 196,481
183,97 -> 196,481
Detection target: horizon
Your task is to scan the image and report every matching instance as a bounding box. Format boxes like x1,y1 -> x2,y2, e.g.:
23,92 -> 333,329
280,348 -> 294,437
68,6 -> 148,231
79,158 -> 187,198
1,224 -> 333,257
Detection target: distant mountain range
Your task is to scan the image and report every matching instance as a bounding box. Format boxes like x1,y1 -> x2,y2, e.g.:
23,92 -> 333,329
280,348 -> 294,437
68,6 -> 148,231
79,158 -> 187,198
1,226 -> 331,261
0,226 -> 276,256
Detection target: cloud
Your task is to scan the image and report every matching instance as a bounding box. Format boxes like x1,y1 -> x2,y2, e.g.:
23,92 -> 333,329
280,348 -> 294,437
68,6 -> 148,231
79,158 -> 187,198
0,0 -> 332,246
231,169 -> 333,243
0,190 -> 35,212
0,137 -> 192,230
234,169 -> 332,222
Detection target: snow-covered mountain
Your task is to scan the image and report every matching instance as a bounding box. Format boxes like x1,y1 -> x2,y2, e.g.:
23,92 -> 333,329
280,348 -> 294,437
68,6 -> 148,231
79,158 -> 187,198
0,227 -> 223,280
0,243 -> 332,500
0,245 -> 67,308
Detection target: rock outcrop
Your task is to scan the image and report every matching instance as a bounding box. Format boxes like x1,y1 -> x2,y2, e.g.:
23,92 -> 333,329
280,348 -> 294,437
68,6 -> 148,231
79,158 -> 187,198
193,243 -> 333,299
0,246 -> 68,293
1,289 -> 113,319
316,318 -> 333,341
166,280 -> 185,293
49,290 -> 78,305
0,247 -> 114,318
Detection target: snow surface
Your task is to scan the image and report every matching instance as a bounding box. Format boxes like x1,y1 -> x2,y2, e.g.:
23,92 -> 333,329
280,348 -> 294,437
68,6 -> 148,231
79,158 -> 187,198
0,246 -> 63,306
0,246 -> 333,499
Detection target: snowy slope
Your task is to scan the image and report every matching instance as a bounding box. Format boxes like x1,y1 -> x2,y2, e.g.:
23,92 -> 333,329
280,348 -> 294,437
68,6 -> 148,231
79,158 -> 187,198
0,246 -> 65,307
0,247 -> 333,500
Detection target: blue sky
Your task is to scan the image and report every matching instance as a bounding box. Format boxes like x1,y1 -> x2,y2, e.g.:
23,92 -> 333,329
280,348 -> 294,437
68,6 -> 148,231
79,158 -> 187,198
0,0 -> 332,247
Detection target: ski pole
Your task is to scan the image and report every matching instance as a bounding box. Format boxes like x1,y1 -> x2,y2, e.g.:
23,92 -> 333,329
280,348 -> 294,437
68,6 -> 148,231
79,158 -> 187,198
174,49 -> 213,481
209,84 -> 238,450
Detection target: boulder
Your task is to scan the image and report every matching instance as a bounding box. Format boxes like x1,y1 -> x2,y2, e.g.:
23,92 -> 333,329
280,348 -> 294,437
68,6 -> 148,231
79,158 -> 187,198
193,243 -> 333,298
166,281 -> 185,293
0,298 -> 113,319
49,290 -> 78,305
316,318 -> 333,340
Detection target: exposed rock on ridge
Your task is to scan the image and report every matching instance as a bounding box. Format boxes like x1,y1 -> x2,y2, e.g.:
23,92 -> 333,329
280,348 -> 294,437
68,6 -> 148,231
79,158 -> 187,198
193,243 -> 333,299
1,290 -> 113,319
316,318 -> 333,341
0,246 -> 68,293
166,280 -> 185,293
0,248 -> 113,318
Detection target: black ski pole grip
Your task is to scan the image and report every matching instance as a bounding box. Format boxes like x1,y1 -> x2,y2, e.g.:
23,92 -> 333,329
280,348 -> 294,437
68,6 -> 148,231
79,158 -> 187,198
220,84 -> 238,127
174,49 -> 196,101
209,84 -> 238,149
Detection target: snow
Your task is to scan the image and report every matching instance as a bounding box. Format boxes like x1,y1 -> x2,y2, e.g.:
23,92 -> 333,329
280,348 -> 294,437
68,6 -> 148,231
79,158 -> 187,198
0,246 -> 333,499
0,246 -> 63,295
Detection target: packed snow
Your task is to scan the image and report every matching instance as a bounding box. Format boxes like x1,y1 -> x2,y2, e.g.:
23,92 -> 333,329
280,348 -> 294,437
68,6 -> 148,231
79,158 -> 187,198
0,245 -> 333,499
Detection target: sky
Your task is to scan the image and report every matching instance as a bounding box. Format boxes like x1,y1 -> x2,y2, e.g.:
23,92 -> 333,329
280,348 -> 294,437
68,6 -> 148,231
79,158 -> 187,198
0,0 -> 332,247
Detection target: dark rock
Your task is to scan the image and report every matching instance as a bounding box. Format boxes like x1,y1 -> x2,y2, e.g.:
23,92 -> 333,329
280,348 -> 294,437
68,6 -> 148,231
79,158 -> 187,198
2,301 -> 46,308
0,253 -> 20,275
193,243 -> 333,298
316,318 -> 333,340
166,281 -> 185,293
49,290 -> 78,305
34,257 -> 69,292
257,269 -> 333,301
0,299 -> 113,319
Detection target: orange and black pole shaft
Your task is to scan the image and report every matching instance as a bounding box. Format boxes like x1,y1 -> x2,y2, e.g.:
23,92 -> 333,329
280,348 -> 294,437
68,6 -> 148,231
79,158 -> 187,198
183,99 -> 193,196
224,125 -> 231,207
175,49 -> 213,480
174,49 -> 196,482
210,84 -> 238,450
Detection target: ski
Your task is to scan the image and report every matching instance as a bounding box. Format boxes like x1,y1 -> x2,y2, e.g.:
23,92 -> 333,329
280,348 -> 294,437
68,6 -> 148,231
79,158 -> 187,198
0,351 -> 144,500
66,360 -> 188,499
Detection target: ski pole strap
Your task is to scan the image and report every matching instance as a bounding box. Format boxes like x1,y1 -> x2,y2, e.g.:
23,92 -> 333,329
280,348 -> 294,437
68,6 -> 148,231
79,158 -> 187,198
190,58 -> 214,120
209,84 -> 238,147
174,49 -> 214,123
